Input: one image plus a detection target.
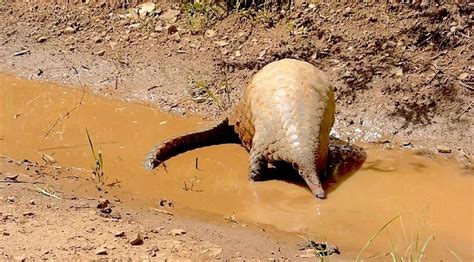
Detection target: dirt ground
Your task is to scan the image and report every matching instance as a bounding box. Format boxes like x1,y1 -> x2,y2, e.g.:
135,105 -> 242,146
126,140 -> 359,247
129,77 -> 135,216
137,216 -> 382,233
0,0 -> 473,260
1,156 -> 315,260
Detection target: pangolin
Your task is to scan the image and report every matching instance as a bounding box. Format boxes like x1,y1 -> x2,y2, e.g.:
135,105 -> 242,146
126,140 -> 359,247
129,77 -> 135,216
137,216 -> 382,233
144,59 -> 366,199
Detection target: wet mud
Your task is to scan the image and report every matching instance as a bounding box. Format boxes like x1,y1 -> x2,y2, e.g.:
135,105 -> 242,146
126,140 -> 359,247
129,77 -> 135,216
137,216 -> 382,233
1,74 -> 472,259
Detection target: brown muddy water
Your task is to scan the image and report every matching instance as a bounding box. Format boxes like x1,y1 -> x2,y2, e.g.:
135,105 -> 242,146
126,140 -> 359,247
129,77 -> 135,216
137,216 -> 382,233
1,74 -> 473,260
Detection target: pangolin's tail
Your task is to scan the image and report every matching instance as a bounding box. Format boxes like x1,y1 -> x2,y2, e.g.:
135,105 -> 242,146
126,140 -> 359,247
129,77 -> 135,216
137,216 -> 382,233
143,118 -> 240,169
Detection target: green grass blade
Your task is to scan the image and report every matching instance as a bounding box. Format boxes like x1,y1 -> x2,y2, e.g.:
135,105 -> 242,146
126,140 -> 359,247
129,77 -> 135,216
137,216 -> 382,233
197,81 -> 224,108
85,128 -> 97,161
355,214 -> 401,262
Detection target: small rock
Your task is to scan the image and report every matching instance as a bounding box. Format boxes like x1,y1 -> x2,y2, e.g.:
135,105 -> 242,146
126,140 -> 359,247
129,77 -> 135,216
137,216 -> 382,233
37,36 -> 48,43
391,67 -> 403,77
5,174 -> 18,181
63,26 -> 76,35
95,248 -> 108,255
97,199 -> 110,209
147,246 -> 160,257
137,2 -> 156,17
458,72 -> 469,80
13,255 -> 26,262
93,36 -> 102,43
130,233 -> 144,245
167,25 -> 178,34
160,9 -> 180,22
214,40 -> 228,47
235,50 -> 241,57
6,196 -> 15,203
207,247 -> 223,257
151,227 -> 164,233
96,50 -> 105,56
169,229 -> 186,236
22,211 -> 34,217
205,29 -> 216,38
3,232 -> 10,236
115,231 -> 125,237
437,145 -> 451,154
402,141 -> 412,147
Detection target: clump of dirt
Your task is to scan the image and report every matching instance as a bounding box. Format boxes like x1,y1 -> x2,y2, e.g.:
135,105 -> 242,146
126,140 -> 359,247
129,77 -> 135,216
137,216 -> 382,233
0,1 -> 472,155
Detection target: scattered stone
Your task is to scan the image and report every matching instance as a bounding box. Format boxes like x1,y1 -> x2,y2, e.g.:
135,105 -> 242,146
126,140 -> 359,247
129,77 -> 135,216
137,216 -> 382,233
95,248 -> 108,255
437,145 -> 451,154
114,231 -> 125,237
63,26 -> 76,35
13,255 -> 26,262
391,67 -> 403,77
159,199 -> 174,208
13,50 -> 30,56
5,174 -> 18,181
169,229 -> 186,236
96,49 -> 105,56
93,36 -> 102,43
97,199 -> 109,209
100,207 -> 112,214
37,36 -> 48,43
160,9 -> 180,22
167,25 -> 177,35
152,208 -> 173,216
205,29 -> 216,38
22,211 -> 34,217
214,40 -> 228,47
130,233 -> 144,245
458,72 -> 470,80
206,247 -> 223,257
150,227 -> 165,233
137,2 -> 156,17
147,246 -> 160,257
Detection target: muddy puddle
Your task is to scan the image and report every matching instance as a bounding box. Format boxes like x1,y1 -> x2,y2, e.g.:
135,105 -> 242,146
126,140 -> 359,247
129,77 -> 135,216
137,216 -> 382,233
1,74 -> 472,260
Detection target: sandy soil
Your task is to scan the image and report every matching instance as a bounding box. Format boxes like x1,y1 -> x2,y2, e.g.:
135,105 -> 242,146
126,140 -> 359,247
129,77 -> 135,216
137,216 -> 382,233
1,156 -> 319,260
0,0 -> 473,260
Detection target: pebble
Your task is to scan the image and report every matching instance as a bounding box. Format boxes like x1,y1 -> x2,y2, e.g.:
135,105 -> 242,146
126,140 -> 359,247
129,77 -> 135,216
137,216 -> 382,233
63,26 -> 75,34
96,50 -> 106,56
130,233 -> 144,245
214,40 -> 228,47
95,248 -> 108,255
37,36 -> 48,43
22,211 -> 34,217
458,72 -> 469,80
205,29 -> 216,38
97,199 -> 109,209
114,231 -> 125,237
13,255 -> 26,262
169,229 -> 186,236
437,145 -> 451,154
93,36 -> 102,43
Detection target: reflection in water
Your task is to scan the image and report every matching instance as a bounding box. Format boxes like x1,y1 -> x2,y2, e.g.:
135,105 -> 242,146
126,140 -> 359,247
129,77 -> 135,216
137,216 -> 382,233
0,74 -> 472,260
